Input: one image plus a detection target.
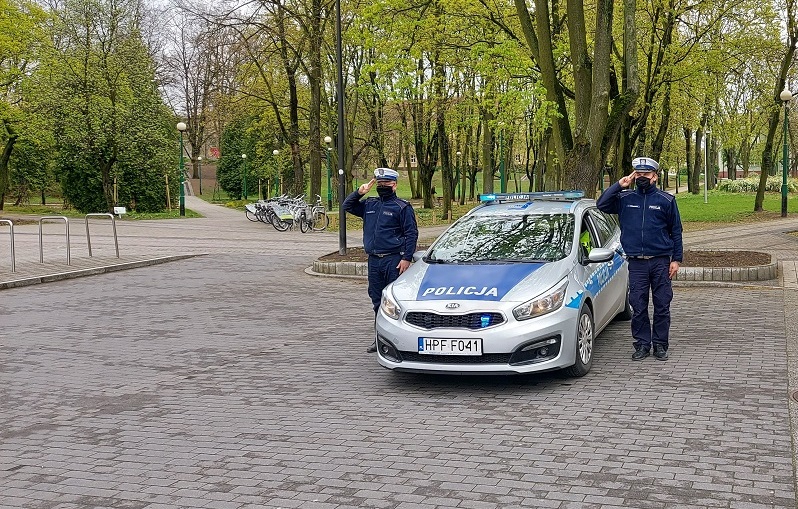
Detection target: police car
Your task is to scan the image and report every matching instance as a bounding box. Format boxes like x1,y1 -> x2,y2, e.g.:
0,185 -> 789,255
374,191 -> 630,377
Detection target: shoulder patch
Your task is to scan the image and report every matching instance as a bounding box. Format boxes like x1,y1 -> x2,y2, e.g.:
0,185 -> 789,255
655,190 -> 675,202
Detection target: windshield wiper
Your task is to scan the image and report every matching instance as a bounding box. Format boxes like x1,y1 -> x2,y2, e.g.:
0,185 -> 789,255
423,256 -> 449,264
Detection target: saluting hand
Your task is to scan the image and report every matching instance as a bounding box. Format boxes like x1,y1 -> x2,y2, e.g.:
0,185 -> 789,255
619,171 -> 636,189
358,179 -> 376,195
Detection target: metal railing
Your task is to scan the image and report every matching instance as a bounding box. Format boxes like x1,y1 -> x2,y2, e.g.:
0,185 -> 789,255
85,213 -> 119,258
0,219 -> 14,272
39,216 -> 70,265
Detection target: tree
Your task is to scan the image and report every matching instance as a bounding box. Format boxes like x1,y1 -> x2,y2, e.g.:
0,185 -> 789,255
0,0 -> 46,209
36,0 -> 176,213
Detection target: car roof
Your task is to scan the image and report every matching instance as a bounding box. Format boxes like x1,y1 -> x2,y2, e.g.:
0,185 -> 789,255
468,192 -> 596,217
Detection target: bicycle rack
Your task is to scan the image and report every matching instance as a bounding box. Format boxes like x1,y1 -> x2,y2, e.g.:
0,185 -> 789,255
0,219 -> 14,272
85,213 -> 119,258
39,216 -> 70,265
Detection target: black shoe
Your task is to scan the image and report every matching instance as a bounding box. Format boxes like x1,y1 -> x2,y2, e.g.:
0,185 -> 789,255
653,345 -> 668,361
632,348 -> 650,361
366,341 -> 377,353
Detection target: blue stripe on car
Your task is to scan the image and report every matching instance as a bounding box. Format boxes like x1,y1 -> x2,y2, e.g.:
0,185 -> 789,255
417,264 -> 544,301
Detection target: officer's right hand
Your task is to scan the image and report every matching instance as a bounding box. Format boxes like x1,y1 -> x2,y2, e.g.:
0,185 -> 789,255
358,179 -> 376,195
618,171 -> 636,188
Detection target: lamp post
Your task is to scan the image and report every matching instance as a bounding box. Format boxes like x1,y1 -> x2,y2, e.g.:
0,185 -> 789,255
197,156 -> 203,196
272,149 -> 280,195
241,153 -> 248,200
324,136 -> 333,210
176,122 -> 186,216
781,88 -> 792,217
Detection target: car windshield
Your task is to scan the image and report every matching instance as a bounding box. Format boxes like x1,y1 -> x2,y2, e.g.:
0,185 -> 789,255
425,213 -> 575,263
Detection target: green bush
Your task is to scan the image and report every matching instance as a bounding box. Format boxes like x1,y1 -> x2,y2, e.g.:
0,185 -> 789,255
716,176 -> 798,193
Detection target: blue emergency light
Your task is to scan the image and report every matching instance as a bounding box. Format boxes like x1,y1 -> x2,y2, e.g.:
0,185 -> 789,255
478,191 -> 584,203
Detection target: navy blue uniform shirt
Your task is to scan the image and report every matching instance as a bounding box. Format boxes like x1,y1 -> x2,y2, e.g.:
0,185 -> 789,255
596,182 -> 683,262
343,190 -> 419,260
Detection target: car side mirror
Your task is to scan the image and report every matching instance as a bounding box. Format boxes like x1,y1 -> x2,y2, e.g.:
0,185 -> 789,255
412,250 -> 427,263
585,247 -> 615,264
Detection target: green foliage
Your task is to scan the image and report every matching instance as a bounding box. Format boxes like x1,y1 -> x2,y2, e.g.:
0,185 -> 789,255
716,176 -> 798,193
31,0 -> 175,213
217,116 -> 259,199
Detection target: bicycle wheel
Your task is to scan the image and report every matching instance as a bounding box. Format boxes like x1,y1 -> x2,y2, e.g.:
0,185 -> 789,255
272,215 -> 291,232
245,209 -> 258,222
299,214 -> 310,233
258,208 -> 272,224
311,210 -> 329,231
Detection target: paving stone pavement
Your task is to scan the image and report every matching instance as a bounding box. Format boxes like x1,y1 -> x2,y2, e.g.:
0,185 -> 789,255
1,196 -> 797,509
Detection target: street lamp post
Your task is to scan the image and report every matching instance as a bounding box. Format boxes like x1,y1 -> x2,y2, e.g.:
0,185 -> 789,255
781,88 -> 792,217
324,136 -> 333,210
176,122 -> 186,216
273,149 -> 280,195
197,156 -> 203,196
241,153 -> 248,200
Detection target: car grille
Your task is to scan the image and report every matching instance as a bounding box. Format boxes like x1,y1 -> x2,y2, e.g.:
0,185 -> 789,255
404,311 -> 505,330
399,352 -> 513,364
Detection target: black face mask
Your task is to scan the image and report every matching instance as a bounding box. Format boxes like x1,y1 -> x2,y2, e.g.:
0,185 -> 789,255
377,185 -> 394,198
635,176 -> 652,190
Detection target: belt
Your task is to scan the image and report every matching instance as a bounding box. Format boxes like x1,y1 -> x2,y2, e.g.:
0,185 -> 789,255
628,255 -> 663,260
371,252 -> 401,258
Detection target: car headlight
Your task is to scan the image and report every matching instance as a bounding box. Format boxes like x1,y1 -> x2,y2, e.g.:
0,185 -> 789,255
512,279 -> 568,321
380,291 -> 401,320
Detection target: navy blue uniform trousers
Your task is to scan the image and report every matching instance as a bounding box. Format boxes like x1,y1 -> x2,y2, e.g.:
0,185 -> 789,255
628,256 -> 673,351
368,253 -> 402,314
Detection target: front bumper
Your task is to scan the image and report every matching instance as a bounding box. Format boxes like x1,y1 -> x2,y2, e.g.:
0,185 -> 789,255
375,304 -> 580,374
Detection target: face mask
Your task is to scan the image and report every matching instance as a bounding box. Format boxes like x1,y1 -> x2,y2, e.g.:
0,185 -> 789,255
377,185 -> 394,198
635,176 -> 652,190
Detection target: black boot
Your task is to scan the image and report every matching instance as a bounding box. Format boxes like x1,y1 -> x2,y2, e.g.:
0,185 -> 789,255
653,344 -> 668,361
631,347 -> 650,361
366,341 -> 377,353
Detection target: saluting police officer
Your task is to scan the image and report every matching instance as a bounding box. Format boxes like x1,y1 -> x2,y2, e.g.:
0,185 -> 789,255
343,168 -> 419,353
596,157 -> 683,362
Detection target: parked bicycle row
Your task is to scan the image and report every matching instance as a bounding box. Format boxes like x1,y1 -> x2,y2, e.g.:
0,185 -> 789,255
244,194 -> 329,232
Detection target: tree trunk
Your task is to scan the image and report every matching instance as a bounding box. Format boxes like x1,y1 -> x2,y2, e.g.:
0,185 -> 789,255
683,128 -> 694,194
481,109 -> 494,194
0,131 -> 18,211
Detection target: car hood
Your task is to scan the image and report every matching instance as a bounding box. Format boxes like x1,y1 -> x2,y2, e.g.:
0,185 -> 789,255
390,260 -> 572,303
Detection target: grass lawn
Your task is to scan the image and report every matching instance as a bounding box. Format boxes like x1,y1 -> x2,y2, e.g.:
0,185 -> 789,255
317,190 -> 797,232
0,201 -> 202,220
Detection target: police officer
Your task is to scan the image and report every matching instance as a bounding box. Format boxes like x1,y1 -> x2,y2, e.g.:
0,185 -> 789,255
596,157 -> 683,361
343,167 -> 419,353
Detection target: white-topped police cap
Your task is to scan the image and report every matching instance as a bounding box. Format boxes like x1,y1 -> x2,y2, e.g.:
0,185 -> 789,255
374,167 -> 398,181
632,157 -> 659,172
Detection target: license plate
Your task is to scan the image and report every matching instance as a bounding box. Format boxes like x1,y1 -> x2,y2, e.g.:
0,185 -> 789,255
417,337 -> 482,355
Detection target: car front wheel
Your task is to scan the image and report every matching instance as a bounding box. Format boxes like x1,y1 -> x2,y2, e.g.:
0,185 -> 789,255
566,306 -> 594,377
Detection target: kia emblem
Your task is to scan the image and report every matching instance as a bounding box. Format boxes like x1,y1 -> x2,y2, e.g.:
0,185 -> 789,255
445,303 -> 460,309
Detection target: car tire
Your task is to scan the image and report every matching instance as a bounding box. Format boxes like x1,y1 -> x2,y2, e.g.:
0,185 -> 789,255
615,285 -> 632,321
566,306 -> 594,377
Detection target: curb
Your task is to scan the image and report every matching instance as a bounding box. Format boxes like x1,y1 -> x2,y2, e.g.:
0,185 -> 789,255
0,255 -> 202,290
310,257 -> 779,284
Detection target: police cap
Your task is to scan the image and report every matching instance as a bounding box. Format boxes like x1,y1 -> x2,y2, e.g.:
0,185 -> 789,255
374,167 -> 398,181
632,157 -> 659,172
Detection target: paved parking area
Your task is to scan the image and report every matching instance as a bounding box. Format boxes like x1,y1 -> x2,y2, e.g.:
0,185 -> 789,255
1,248 -> 794,508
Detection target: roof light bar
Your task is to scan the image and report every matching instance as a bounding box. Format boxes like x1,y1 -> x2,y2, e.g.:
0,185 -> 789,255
478,191 -> 584,203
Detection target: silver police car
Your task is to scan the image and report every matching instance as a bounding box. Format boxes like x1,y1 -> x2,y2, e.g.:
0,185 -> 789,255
375,192 -> 630,376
